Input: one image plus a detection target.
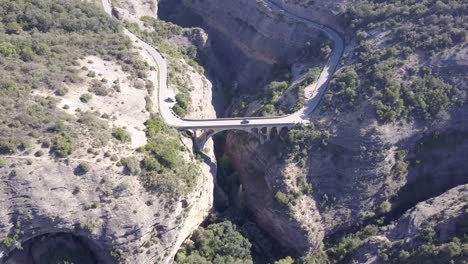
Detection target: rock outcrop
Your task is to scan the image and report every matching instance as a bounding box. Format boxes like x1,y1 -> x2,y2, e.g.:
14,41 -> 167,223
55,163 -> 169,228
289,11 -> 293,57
350,184 -> 467,263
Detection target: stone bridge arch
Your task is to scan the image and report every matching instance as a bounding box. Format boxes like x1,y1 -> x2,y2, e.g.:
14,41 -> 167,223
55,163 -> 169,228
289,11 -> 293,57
190,125 -> 296,151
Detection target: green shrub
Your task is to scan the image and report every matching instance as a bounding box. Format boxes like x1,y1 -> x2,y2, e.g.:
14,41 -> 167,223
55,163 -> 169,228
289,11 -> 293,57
52,136 -> 75,158
144,119 -> 165,137
54,86 -> 69,96
274,191 -> 290,207
5,22 -> 21,34
76,162 -> 91,175
173,93 -> 191,117
120,157 -> 139,175
172,104 -> 187,117
20,47 -> 35,62
0,141 -> 16,154
141,156 -> 161,171
304,67 -> 321,85
285,123 -> 331,162
439,241 -> 462,258
0,158 -> 6,168
379,200 -> 391,214
0,42 -> 18,57
110,249 -> 123,260
145,139 -> 180,169
139,118 -> 200,195
0,0 -> 149,172
336,0 -> 466,123
112,128 -> 130,142
79,220 -> 96,233
89,81 -> 109,96
3,237 -> 14,247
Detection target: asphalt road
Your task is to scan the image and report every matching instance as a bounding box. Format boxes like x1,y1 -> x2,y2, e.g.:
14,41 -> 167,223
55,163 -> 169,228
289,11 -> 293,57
102,0 -> 344,130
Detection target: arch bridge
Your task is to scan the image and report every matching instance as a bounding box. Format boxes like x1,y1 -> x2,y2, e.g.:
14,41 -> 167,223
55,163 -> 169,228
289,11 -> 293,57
188,124 -> 297,150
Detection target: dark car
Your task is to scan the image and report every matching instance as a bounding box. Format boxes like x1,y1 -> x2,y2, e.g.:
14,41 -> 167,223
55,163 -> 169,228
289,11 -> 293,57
165,97 -> 175,103
241,119 -> 250,124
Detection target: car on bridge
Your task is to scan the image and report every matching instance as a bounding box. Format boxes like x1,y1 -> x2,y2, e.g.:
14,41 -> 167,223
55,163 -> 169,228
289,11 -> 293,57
241,119 -> 250,124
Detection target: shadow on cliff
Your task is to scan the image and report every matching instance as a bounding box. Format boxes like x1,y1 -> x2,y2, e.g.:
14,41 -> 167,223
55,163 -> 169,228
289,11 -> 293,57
2,213 -> 114,264
391,121 -> 468,218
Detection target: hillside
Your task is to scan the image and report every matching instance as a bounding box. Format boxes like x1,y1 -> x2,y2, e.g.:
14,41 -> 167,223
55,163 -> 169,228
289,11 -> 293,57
0,0 -> 216,263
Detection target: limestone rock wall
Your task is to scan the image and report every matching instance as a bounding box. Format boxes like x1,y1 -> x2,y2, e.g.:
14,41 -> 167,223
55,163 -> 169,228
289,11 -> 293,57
187,0 -> 324,91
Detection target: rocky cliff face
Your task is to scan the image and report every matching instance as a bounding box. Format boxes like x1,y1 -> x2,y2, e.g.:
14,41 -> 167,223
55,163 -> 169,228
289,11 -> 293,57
225,135 -> 323,253
203,0 -> 468,259
180,0 -> 328,91
350,184 -> 467,263
117,0 -> 158,19
225,102 -> 468,254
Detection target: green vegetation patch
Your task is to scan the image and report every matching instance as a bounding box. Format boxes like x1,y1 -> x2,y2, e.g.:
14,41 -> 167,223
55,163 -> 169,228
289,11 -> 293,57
323,0 -> 467,122
286,123 -> 331,166
259,81 -> 289,116
173,93 -> 191,117
322,67 -> 359,111
112,127 -> 131,143
175,221 -> 253,264
0,0 -> 147,157
138,119 -> 199,195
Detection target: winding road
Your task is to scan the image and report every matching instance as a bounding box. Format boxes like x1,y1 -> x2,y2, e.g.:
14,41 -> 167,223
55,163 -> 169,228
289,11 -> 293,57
102,0 -> 344,131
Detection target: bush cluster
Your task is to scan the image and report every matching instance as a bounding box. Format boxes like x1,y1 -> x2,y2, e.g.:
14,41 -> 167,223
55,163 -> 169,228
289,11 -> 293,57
138,119 -> 199,195
112,128 -> 130,142
175,221 -> 253,264
173,93 -> 191,117
259,81 -> 289,116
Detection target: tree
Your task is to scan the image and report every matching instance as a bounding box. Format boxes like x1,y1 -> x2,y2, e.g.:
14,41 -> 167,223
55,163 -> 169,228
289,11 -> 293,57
379,200 -> 391,214
0,42 -> 18,57
274,191 -> 290,207
52,136 -> 74,158
5,22 -> 21,34
439,240 -> 462,258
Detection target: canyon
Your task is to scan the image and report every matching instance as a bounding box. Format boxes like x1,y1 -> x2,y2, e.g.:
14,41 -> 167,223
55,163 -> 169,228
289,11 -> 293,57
0,0 -> 466,263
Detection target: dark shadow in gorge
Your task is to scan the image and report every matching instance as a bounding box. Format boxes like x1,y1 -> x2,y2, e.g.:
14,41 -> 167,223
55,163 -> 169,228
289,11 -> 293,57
212,133 -> 295,263
158,0 -> 322,261
390,128 -> 468,219
5,232 -> 100,264
158,0 -> 236,117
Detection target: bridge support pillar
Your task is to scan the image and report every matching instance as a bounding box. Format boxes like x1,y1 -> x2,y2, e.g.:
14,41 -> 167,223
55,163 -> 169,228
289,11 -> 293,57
266,127 -> 272,140
188,124 -> 299,152
192,129 -> 217,152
